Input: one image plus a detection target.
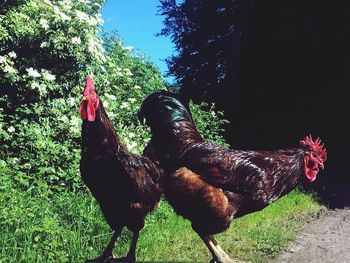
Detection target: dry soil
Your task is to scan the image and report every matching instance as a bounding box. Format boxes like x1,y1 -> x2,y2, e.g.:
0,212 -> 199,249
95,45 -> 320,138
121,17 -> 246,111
272,208 -> 350,263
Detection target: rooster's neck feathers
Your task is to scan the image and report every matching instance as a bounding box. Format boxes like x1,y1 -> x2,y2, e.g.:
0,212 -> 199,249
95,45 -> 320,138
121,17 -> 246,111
82,101 -> 127,158
159,97 -> 192,123
152,99 -> 205,159
148,95 -> 204,143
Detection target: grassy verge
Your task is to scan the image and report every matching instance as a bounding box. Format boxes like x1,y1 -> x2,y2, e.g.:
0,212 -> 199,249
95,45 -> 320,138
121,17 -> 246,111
0,181 -> 322,263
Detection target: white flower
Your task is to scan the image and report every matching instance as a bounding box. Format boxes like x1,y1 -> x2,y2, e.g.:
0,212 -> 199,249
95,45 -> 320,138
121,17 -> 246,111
3,65 -> 17,74
105,93 -> 116,101
39,18 -> 49,30
76,10 -> 90,22
123,46 -> 134,51
0,56 -> 6,64
42,70 -> 56,81
128,98 -> 137,103
44,73 -> 56,81
30,82 -> 47,96
106,111 -> 115,118
133,85 -> 141,90
43,0 -> 53,6
70,125 -> 80,135
30,1 -> 38,8
30,82 -> 40,90
53,6 -> 60,15
123,68 -> 133,76
75,10 -> 100,26
60,0 -> 72,10
71,36 -> 81,45
87,37 -> 97,54
70,116 -> 79,127
37,84 -> 47,96
8,51 -> 17,58
59,115 -> 69,123
120,102 -> 129,109
59,12 -> 71,21
7,126 -> 15,133
68,97 -> 76,107
26,68 -> 41,78
87,17 -> 98,26
128,132 -> 135,138
127,141 -> 138,150
123,137 -> 130,144
0,160 -> 7,167
40,42 -> 49,48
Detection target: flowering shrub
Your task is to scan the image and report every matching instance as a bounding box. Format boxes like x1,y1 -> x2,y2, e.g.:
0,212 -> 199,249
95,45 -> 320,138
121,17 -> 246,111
0,0 -> 228,193
0,0 -> 106,192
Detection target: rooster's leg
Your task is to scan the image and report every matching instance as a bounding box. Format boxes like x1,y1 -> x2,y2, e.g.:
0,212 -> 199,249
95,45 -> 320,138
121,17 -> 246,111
85,229 -> 122,263
109,231 -> 139,263
199,234 -> 234,263
125,230 -> 139,262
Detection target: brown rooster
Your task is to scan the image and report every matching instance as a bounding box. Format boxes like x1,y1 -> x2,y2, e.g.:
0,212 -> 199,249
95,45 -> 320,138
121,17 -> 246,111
79,77 -> 163,263
138,91 -> 327,263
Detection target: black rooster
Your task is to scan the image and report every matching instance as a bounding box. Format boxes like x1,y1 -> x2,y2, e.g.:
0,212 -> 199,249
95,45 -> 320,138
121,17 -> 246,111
138,91 -> 327,263
79,77 -> 163,263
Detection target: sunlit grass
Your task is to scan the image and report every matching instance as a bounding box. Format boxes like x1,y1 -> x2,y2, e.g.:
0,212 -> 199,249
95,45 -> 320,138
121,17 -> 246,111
0,185 -> 322,263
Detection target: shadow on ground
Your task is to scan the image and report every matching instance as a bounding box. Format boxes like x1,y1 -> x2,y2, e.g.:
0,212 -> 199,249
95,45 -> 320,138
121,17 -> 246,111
138,262 -> 205,263
312,177 -> 350,209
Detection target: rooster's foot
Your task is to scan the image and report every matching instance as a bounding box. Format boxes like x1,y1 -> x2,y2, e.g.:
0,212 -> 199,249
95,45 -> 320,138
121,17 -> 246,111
106,256 -> 135,263
85,253 -> 114,263
210,258 -> 249,263
209,257 -> 235,263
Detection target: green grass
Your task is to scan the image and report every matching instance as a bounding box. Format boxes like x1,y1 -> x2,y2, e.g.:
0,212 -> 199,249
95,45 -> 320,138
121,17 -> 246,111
0,180 -> 322,263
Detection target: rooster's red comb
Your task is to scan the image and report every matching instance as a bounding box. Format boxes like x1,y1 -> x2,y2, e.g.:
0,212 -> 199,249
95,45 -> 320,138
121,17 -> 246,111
83,76 -> 95,96
300,135 -> 327,162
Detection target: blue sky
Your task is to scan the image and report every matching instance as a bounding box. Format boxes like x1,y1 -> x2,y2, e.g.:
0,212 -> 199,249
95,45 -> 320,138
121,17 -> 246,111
101,1 -> 174,81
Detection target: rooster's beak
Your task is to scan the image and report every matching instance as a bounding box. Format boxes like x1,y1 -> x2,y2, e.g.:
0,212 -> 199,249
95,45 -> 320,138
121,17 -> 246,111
82,96 -> 88,101
319,163 -> 324,170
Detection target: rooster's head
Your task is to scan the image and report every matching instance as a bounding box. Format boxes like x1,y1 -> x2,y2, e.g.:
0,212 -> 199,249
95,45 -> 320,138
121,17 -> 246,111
138,90 -> 191,128
300,135 -> 327,182
80,76 -> 99,122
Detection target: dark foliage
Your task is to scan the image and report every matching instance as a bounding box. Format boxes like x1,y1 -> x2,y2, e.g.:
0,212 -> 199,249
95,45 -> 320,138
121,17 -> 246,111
230,0 -> 349,207
158,0 -> 239,103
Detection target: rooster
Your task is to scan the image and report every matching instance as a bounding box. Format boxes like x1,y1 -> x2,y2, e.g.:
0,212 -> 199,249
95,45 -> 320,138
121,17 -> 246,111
79,77 -> 163,263
138,91 -> 327,263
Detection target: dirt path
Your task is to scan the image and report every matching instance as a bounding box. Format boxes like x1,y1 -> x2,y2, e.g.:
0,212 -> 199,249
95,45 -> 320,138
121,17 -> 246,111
272,208 -> 350,263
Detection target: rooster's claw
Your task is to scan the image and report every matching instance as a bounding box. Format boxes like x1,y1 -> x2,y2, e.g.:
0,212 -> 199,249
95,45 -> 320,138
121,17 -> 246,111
85,254 -> 114,263
106,256 -> 135,263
